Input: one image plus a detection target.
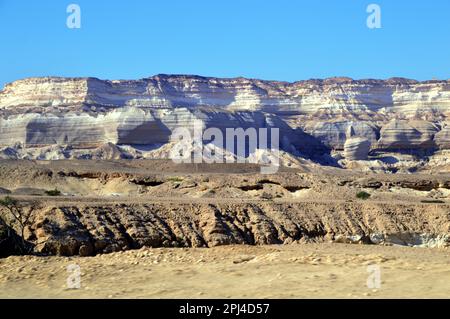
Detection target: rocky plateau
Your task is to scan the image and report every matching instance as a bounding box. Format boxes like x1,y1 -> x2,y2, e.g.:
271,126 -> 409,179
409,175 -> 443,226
0,75 -> 449,171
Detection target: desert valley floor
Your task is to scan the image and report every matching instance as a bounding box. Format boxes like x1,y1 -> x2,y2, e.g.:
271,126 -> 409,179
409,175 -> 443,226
0,160 -> 449,298
1,244 -> 450,298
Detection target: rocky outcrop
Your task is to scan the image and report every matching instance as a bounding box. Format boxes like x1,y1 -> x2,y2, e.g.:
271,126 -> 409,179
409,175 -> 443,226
304,121 -> 379,150
0,108 -> 268,149
378,120 -> 439,150
2,76 -> 448,116
20,201 -> 450,256
435,123 -> 450,149
344,137 -> 371,160
0,75 -> 449,161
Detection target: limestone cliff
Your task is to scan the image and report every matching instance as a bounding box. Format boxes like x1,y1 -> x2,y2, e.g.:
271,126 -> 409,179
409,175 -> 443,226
0,75 -> 449,164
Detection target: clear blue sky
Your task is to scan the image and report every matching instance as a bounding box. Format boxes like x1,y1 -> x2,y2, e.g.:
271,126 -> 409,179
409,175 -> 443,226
0,0 -> 449,88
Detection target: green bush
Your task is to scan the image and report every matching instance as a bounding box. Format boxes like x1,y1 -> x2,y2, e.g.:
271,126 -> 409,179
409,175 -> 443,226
45,189 -> 61,196
356,191 -> 371,200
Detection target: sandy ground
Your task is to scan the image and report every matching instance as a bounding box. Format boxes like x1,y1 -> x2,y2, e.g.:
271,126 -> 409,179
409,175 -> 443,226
1,243 -> 449,299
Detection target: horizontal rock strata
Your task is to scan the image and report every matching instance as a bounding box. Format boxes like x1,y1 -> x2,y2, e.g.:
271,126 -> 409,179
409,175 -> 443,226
344,137 -> 371,160
17,201 -> 450,256
0,75 -> 449,160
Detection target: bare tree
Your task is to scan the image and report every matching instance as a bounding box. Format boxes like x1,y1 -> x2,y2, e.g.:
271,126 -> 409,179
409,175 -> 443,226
0,196 -> 40,254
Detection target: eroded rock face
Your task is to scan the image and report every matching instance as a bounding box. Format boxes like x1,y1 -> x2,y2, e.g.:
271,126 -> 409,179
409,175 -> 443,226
378,120 -> 439,150
25,201 -> 450,256
344,137 -> 371,161
2,76 -> 449,115
304,121 -> 379,149
0,75 -> 449,160
435,123 -> 450,149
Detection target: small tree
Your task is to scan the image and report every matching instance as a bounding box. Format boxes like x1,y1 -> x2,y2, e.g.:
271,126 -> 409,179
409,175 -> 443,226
0,196 -> 39,254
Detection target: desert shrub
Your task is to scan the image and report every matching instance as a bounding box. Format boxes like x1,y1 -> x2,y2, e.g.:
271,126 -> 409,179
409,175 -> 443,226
45,188 -> 61,196
356,191 -> 371,200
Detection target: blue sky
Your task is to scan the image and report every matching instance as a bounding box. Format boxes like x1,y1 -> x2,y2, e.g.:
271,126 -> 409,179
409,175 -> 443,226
0,0 -> 448,88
